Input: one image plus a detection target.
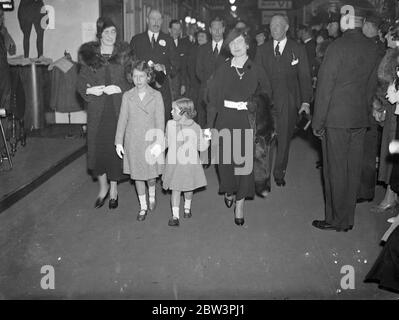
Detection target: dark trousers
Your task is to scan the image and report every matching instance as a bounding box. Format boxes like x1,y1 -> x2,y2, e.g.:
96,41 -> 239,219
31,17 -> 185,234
273,105 -> 297,180
322,127 -> 366,229
157,79 -> 172,124
357,123 -> 379,200
196,86 -> 207,128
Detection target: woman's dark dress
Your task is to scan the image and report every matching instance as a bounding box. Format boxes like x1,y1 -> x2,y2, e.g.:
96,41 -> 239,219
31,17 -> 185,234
77,46 -> 130,181
207,59 -> 271,201
92,61 -> 122,180
365,226 -> 399,293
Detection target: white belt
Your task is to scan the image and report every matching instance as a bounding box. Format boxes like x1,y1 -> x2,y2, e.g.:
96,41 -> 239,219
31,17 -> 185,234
224,100 -> 248,111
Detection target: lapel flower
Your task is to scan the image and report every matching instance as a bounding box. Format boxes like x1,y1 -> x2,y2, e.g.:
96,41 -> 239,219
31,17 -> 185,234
291,52 -> 299,66
159,39 -> 166,47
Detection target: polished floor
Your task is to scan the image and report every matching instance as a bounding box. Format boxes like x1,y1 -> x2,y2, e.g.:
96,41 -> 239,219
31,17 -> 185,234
0,135 -> 398,299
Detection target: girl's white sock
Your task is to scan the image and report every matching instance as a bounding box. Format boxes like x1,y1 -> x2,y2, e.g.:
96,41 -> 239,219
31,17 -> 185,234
139,195 -> 147,210
149,185 -> 156,203
172,207 -> 180,219
184,199 -> 192,211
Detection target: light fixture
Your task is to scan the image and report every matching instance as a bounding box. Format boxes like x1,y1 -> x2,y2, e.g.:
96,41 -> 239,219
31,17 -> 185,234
191,18 -> 197,24
231,5 -> 237,12
229,0 -> 236,4
185,16 -> 191,24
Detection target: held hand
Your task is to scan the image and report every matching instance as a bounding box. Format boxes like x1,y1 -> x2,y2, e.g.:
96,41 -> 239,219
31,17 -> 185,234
154,64 -> 166,73
103,85 -> 122,95
116,144 -> 125,159
181,85 -> 186,96
86,85 -> 105,96
150,144 -> 162,158
299,103 -> 311,116
313,128 -> 325,140
373,109 -> 386,123
203,129 -> 212,141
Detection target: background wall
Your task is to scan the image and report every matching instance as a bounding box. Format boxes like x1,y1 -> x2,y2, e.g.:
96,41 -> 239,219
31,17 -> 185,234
4,0 -> 100,61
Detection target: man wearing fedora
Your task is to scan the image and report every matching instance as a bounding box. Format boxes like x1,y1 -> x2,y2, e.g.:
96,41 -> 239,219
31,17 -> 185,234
312,1 -> 380,232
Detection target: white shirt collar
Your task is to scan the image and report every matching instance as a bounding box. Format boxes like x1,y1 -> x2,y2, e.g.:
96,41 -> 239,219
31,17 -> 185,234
148,30 -> 160,42
231,56 -> 248,68
273,37 -> 287,54
212,39 -> 223,51
304,37 -> 312,44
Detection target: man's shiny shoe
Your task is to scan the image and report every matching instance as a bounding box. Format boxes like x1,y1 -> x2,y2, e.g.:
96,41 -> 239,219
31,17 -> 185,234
137,209 -> 148,221
94,191 -> 109,209
275,178 -> 286,187
109,196 -> 118,209
168,217 -> 180,227
336,225 -> 354,232
312,220 -> 336,231
224,194 -> 234,208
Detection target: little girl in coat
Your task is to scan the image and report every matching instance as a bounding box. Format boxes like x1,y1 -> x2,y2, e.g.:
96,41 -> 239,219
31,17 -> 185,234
115,60 -> 165,221
162,98 -> 210,227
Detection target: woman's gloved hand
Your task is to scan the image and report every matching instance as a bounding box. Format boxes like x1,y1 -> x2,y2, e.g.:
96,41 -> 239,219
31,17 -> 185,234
116,144 -> 125,159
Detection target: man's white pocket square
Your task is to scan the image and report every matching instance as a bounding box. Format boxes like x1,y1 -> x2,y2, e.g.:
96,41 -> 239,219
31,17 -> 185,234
291,58 -> 299,66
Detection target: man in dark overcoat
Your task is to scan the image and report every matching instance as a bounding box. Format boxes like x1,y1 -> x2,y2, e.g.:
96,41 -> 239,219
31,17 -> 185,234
130,9 -> 179,122
312,3 -> 380,232
255,14 -> 312,187
196,17 -> 229,128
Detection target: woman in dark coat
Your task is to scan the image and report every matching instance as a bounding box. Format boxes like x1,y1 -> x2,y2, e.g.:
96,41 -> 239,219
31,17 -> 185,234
206,28 -> 272,226
77,17 -> 132,209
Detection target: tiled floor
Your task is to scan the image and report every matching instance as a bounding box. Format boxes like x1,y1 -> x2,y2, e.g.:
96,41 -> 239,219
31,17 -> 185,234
0,136 -> 398,299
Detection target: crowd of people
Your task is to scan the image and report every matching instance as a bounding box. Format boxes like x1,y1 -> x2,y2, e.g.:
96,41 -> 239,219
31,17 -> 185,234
1,3 -> 399,293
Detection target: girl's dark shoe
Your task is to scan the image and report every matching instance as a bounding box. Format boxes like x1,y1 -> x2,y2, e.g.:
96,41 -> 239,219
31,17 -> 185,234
184,209 -> 192,219
137,209 -> 148,221
168,218 -> 180,227
109,196 -> 118,209
94,191 -> 109,209
234,207 -> 244,226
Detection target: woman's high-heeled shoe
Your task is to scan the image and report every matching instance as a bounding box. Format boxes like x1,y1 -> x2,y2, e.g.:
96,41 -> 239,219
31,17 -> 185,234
94,190 -> 109,209
234,207 -> 244,226
224,194 -> 235,208
371,201 -> 397,213
109,196 -> 118,209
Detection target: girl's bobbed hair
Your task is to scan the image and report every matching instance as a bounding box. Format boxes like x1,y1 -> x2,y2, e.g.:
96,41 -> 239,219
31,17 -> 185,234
125,59 -> 155,84
174,98 -> 197,120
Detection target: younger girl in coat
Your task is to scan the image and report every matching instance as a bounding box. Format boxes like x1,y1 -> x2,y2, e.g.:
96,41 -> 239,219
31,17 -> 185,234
115,60 -> 165,221
162,98 -> 210,227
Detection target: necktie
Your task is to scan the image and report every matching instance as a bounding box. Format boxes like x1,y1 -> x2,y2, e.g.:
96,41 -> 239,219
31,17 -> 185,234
151,34 -> 156,48
213,43 -> 219,56
275,41 -> 281,57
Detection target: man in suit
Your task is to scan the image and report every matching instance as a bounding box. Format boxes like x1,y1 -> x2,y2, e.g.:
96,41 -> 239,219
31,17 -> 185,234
298,24 -> 317,79
357,13 -> 386,202
185,29 -> 208,110
255,14 -> 312,187
196,17 -> 229,128
312,4 -> 380,232
169,19 -> 191,100
130,9 -> 179,122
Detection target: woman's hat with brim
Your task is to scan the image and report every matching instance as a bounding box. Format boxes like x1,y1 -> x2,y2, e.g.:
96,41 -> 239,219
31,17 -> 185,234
223,27 -> 248,49
97,17 -> 117,38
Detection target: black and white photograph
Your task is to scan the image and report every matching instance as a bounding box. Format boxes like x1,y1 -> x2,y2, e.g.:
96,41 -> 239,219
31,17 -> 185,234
1,0 -> 399,305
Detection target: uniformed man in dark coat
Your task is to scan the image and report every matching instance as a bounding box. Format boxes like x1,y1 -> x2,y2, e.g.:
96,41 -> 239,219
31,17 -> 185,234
312,3 -> 380,232
327,11 -> 342,41
357,13 -> 386,202
196,17 -> 229,128
255,14 -> 312,187
130,9 -> 179,122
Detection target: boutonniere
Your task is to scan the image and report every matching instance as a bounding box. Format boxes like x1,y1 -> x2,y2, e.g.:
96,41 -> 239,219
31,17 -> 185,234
291,52 -> 299,66
159,39 -> 166,47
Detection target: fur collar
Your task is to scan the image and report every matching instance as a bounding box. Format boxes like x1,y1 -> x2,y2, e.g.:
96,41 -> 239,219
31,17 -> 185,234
78,41 -> 133,70
378,48 -> 399,83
